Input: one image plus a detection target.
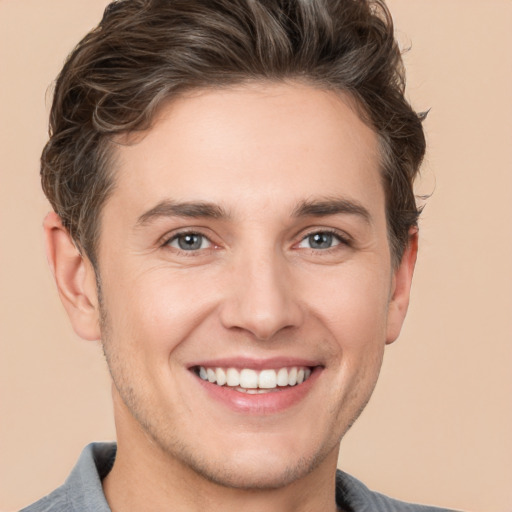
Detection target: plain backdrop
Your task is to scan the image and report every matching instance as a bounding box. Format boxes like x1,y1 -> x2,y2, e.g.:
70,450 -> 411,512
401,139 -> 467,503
1,1 -> 511,511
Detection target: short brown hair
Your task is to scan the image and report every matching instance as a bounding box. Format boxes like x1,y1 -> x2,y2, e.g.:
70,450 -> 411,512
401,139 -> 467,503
41,0 -> 426,267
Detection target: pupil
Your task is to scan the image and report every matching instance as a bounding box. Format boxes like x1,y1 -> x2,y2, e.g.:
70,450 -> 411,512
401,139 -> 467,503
310,233 -> 332,249
178,234 -> 201,250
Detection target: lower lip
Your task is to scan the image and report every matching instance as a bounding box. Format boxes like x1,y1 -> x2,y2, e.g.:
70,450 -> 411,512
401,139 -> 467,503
194,369 -> 321,415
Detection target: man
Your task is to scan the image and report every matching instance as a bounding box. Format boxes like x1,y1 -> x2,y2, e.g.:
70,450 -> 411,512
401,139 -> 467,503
22,0 -> 459,510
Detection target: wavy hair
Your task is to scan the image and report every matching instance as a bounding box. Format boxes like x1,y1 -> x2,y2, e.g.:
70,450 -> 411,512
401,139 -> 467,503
41,0 -> 426,267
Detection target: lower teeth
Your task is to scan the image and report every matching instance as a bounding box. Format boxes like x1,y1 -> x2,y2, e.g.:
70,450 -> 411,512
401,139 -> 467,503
234,387 -> 283,394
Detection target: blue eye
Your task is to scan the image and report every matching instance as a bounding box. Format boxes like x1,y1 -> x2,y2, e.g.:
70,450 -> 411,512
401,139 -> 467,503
168,233 -> 211,251
298,232 -> 341,250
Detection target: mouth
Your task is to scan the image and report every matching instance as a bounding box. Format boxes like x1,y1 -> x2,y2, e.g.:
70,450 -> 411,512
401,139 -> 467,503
192,365 -> 315,394
188,358 -> 323,413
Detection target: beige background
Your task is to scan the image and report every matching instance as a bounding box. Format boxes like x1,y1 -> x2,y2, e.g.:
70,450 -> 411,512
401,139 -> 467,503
1,1 -> 511,511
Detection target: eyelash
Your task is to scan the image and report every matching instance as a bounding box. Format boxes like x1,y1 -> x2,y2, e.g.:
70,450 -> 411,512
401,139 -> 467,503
298,228 -> 352,251
161,228 -> 352,255
162,230 -> 215,255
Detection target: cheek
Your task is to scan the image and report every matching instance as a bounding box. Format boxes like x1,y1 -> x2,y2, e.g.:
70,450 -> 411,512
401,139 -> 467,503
303,263 -> 390,412
102,266 -> 217,358
304,263 -> 391,349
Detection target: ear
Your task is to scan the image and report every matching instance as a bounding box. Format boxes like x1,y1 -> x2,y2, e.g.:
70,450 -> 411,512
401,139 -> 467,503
44,212 -> 101,341
385,228 -> 419,345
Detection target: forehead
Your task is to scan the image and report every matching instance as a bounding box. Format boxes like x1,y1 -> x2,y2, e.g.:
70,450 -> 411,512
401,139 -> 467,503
108,82 -> 383,222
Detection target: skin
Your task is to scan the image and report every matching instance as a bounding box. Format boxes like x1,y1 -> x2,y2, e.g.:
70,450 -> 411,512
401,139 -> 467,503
44,82 -> 417,512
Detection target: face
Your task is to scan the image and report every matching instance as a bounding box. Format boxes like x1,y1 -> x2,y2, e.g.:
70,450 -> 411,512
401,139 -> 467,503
88,83 -> 414,489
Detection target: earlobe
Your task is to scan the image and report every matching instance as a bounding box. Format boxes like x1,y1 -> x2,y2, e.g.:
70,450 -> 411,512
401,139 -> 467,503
385,228 -> 419,345
44,212 -> 101,341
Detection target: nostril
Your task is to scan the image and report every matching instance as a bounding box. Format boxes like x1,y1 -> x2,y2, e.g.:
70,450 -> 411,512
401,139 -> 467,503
218,270 -> 304,340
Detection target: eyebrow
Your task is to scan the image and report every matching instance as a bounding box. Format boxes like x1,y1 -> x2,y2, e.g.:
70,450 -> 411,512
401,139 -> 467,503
136,200 -> 230,226
136,196 -> 371,227
292,197 -> 372,224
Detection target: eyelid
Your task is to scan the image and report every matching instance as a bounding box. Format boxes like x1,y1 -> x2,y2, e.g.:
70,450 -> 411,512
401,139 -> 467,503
159,228 -> 217,250
168,233 -> 212,250
295,227 -> 353,248
157,226 -> 352,253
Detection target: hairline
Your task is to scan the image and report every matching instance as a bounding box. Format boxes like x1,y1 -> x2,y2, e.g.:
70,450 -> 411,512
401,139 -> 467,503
82,79 -> 404,274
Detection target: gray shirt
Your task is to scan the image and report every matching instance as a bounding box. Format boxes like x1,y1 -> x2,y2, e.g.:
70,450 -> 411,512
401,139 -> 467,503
21,443 -> 460,511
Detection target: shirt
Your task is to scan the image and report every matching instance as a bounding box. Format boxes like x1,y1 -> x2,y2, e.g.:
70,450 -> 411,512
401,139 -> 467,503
21,442 -> 460,511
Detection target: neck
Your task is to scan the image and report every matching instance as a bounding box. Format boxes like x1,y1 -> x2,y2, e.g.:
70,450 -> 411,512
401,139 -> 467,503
103,409 -> 341,512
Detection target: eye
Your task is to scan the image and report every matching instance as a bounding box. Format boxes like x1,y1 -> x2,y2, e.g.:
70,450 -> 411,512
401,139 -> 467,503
167,233 -> 212,251
297,231 -> 342,250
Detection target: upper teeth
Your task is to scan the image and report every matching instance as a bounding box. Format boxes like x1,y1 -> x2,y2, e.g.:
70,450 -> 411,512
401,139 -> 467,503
197,366 -> 312,389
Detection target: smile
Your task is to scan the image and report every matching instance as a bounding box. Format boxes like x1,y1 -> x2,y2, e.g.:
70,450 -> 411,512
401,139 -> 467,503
194,366 -> 313,393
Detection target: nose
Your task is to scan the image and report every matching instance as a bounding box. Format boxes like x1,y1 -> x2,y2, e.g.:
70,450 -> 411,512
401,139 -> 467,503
219,249 -> 304,341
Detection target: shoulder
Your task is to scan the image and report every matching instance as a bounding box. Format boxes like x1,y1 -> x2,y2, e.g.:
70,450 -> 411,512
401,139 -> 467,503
336,470 -> 462,512
19,443 -> 116,512
19,486 -> 69,512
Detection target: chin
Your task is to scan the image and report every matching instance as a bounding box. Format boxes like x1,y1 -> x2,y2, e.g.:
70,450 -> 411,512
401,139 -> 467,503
162,434 -> 336,491
188,453 -> 320,490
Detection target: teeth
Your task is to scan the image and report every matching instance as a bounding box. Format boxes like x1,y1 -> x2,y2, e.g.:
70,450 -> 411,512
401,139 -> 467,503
276,367 -> 288,386
216,368 -> 227,386
235,387 -> 279,394
196,365 -> 313,390
226,368 -> 240,387
258,369 -> 277,389
288,367 -> 297,386
240,369 -> 258,388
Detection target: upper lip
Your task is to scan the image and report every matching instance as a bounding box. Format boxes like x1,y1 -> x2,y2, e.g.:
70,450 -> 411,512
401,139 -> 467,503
187,356 -> 323,371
